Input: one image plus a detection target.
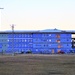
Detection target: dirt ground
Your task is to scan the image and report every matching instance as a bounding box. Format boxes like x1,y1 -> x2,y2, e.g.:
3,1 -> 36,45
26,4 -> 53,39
0,54 -> 75,75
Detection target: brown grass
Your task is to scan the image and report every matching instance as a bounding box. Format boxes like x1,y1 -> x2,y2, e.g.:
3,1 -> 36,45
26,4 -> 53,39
0,54 -> 75,75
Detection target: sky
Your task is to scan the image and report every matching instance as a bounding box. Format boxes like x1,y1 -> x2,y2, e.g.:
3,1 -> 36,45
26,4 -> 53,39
0,0 -> 75,31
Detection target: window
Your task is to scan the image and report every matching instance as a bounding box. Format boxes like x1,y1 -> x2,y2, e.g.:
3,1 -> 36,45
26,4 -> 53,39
43,44 -> 48,47
36,49 -> 38,51
28,39 -> 32,42
49,44 -> 51,46
49,39 -> 51,42
51,49 -> 54,54
19,39 -> 22,42
42,34 -> 48,37
8,45 -> 9,47
57,49 -> 61,53
22,39 -> 24,42
9,39 -> 12,42
19,34 -> 22,37
19,44 -> 21,47
15,39 -> 18,42
28,44 -> 32,47
4,45 -> 6,46
58,45 -> 61,48
73,39 -> 75,42
5,39 -> 7,42
28,34 -> 30,37
25,44 -> 27,47
43,39 -> 47,41
16,34 -> 19,37
25,34 -> 28,37
24,34 -> 27,37
30,34 -> 32,37
56,40 -> 60,43
67,44 -> 69,46
22,34 -> 24,37
66,34 -> 70,36
35,38 -> 38,41
73,44 -> 75,46
67,39 -> 69,41
22,44 -> 25,47
49,34 -> 51,36
56,34 -> 60,38
16,44 -> 18,48
9,44 -> 12,47
1,35 -> 3,36
25,39 -> 27,42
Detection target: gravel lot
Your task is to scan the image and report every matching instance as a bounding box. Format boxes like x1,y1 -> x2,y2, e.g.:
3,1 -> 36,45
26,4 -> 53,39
0,54 -> 75,75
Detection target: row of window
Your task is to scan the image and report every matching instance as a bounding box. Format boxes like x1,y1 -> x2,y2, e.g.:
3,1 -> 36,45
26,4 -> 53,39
0,34 -> 71,37
8,44 -> 33,48
33,34 -> 71,37
33,39 -> 71,43
0,39 -> 71,43
33,44 -> 72,48
8,39 -> 32,42
0,43 -> 71,47
8,34 -> 32,38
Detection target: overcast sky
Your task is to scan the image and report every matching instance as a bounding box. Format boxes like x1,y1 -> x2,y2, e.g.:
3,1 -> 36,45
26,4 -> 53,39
0,0 -> 75,31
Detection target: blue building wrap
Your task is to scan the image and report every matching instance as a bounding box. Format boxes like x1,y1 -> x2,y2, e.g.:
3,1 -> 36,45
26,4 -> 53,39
0,29 -> 75,54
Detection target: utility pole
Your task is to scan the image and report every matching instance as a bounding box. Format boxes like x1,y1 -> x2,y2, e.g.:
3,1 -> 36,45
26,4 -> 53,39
10,24 -> 15,56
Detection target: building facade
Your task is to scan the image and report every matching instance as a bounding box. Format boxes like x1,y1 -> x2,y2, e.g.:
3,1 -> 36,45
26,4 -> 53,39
0,29 -> 75,54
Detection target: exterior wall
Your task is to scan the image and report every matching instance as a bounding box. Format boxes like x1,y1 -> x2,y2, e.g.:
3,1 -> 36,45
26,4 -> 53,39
0,32 -> 74,54
0,34 -> 8,53
33,33 -> 72,54
72,38 -> 75,53
7,33 -> 33,53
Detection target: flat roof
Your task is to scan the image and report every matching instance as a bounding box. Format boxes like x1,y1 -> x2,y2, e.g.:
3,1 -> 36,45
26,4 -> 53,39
0,29 -> 75,34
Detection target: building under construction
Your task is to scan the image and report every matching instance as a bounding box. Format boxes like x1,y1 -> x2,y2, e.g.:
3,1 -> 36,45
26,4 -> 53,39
0,29 -> 75,54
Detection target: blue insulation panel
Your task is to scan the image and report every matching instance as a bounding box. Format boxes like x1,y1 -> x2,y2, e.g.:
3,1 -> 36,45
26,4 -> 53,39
0,30 -> 74,54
